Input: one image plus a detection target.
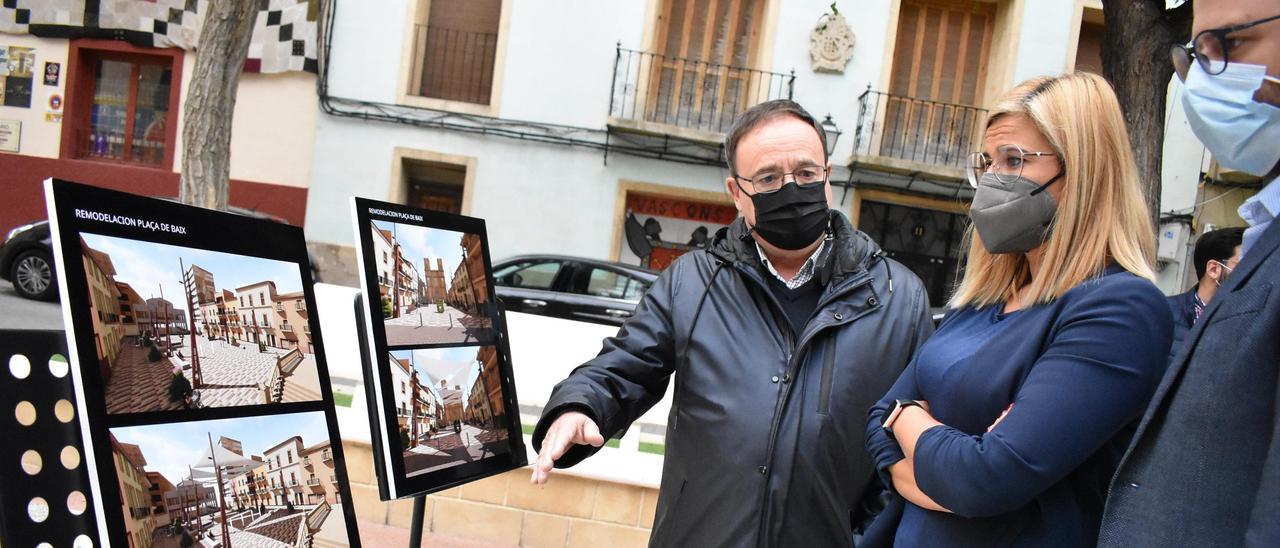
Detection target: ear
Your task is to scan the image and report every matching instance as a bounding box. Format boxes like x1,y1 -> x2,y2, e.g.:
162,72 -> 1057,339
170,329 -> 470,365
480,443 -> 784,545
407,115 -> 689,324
725,176 -> 740,200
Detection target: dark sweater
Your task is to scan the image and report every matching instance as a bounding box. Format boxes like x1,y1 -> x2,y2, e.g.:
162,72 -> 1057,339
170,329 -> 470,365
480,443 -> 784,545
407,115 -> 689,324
763,274 -> 823,336
865,266 -> 1172,547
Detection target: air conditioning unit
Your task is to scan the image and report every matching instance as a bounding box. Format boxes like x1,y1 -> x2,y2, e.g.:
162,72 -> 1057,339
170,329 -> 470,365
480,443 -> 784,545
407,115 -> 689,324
1157,221 -> 1191,263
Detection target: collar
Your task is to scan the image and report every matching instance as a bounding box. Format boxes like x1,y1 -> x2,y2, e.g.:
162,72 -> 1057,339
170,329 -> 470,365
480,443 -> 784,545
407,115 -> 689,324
756,238 -> 828,290
1239,176 -> 1280,228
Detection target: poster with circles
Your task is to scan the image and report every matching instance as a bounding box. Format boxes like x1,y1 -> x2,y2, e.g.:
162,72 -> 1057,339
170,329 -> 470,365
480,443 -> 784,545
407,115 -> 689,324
41,179 -> 361,547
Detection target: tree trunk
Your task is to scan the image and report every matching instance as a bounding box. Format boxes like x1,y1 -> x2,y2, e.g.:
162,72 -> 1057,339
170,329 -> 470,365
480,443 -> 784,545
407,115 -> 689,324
1100,0 -> 1192,224
178,0 -> 258,210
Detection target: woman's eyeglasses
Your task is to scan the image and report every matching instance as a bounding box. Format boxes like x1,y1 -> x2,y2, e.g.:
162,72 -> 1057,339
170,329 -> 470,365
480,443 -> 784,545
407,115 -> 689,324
965,145 -> 1059,188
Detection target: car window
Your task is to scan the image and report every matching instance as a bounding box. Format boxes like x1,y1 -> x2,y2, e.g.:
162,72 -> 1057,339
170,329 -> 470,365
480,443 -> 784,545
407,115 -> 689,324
584,268 -> 630,299
495,261 -> 561,290
622,278 -> 650,301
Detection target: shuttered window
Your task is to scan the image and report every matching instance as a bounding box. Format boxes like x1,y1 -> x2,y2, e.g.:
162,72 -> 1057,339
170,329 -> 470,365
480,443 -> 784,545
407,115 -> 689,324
881,0 -> 994,166
647,0 -> 768,132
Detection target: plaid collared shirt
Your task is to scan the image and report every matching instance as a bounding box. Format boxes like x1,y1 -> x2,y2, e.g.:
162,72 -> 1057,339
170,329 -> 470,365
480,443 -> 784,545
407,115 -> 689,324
756,239 -> 828,290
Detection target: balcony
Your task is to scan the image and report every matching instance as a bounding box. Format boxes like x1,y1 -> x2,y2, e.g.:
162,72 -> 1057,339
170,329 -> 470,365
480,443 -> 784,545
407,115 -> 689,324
608,45 -> 795,137
408,24 -> 498,105
129,506 -> 151,520
275,303 -> 284,313
281,324 -> 298,340
322,449 -> 333,462
302,456 -> 312,468
851,88 -> 987,179
306,477 -> 323,489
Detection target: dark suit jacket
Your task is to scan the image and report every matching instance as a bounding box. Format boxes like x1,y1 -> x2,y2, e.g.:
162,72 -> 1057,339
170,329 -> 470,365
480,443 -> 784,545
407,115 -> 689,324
1166,288 -> 1198,364
1099,219 -> 1280,547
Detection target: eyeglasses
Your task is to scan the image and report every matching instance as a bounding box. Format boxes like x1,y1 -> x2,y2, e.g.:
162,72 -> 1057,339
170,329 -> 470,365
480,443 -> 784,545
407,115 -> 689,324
965,144 -> 1059,188
732,165 -> 828,194
1171,13 -> 1280,81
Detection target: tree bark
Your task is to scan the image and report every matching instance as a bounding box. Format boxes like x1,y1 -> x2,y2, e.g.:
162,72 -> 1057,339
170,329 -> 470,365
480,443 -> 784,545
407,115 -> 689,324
178,0 -> 258,210
1100,0 -> 1193,224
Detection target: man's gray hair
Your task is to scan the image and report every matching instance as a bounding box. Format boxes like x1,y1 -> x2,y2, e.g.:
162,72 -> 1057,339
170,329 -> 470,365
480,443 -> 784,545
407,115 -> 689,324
723,99 -> 828,174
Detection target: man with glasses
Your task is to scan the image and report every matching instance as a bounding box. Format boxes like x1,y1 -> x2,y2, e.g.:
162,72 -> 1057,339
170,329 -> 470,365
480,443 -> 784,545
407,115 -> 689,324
1100,1 -> 1280,545
528,100 -> 933,546
1165,227 -> 1245,363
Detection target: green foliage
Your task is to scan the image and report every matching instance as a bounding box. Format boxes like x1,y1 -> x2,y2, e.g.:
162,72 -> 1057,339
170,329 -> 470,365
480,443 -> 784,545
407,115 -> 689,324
258,340 -> 266,353
168,373 -> 192,403
382,297 -> 393,318
399,427 -> 411,447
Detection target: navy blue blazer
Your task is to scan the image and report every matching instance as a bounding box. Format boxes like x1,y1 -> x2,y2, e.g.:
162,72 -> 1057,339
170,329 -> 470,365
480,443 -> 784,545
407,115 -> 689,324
1165,288 -> 1198,364
1100,218 -> 1280,547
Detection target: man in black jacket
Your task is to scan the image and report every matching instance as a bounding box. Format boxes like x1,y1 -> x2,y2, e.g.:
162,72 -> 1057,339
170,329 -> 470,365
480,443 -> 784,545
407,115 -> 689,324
529,100 -> 933,546
1099,0 -> 1280,545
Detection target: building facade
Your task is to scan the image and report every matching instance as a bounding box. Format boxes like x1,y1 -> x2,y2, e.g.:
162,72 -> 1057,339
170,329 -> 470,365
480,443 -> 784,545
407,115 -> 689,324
423,257 -> 448,304
145,471 -> 177,527
263,436 -> 308,507
0,2 -> 322,244
305,0 -> 1235,300
111,435 -> 155,548
82,239 -> 123,380
236,281 -> 279,347
272,290 -> 315,354
301,441 -> 342,506
477,345 -> 504,423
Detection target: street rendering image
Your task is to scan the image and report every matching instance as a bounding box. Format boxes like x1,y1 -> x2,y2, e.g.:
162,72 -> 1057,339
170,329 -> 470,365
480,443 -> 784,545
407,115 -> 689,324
108,412 -> 348,548
369,220 -> 495,347
80,234 -> 323,414
389,347 -> 510,477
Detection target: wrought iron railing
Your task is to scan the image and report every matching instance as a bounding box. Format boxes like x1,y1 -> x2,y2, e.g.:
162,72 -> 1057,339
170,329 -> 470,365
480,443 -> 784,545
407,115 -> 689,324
852,88 -> 988,171
409,24 -> 499,105
609,45 -> 795,135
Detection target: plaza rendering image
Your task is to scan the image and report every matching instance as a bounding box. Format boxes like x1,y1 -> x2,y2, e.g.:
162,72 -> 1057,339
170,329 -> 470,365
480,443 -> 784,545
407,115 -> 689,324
390,346 -> 510,477
370,220 -> 495,346
80,233 -> 324,414
109,412 -> 348,548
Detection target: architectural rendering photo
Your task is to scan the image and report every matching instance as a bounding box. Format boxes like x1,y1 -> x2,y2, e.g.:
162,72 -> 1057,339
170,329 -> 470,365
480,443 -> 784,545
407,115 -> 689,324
109,412 -> 347,548
80,234 -> 324,414
370,220 -> 495,346
389,346 -> 509,477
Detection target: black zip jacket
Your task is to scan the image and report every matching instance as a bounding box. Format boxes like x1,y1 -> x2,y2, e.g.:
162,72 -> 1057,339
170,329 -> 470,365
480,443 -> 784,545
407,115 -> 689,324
532,211 -> 934,547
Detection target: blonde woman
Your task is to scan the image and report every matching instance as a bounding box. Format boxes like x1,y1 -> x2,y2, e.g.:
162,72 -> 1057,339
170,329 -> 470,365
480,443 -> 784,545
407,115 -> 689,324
863,72 -> 1172,547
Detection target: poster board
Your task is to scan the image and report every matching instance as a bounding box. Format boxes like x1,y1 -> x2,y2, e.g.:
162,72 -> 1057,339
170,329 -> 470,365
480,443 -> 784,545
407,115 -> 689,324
350,197 -> 525,500
45,179 -> 360,547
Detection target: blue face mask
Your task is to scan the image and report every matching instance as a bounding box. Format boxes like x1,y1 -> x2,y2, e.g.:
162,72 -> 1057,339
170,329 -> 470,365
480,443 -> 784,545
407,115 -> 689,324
1181,60 -> 1280,177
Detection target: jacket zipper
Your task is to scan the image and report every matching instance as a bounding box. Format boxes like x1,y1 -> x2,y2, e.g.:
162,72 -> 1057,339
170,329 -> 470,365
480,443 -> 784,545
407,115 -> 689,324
817,337 -> 836,414
732,264 -> 873,547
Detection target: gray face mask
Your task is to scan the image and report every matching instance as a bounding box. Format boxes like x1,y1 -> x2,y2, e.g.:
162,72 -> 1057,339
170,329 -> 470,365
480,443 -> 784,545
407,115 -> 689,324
969,171 -> 1063,254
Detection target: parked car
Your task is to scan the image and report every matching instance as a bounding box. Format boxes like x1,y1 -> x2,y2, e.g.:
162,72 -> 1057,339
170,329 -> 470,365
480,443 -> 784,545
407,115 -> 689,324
0,220 -> 56,301
493,255 -> 657,326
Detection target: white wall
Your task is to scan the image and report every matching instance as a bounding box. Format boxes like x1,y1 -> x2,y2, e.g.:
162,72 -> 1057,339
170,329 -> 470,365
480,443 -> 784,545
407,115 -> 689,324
1009,0 -> 1078,85
0,34 -> 70,159
306,114 -> 730,261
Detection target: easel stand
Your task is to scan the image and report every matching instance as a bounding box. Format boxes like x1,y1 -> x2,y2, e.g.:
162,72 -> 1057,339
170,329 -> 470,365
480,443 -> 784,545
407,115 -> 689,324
409,495 -> 427,548
353,292 -> 430,548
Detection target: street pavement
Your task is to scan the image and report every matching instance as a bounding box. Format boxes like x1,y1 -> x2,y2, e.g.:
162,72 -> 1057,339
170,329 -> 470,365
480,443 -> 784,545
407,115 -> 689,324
383,304 -> 494,346
0,284 -> 63,331
403,424 -> 510,477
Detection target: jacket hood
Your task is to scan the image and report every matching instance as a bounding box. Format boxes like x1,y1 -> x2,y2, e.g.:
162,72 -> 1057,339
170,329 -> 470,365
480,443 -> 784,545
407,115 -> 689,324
708,210 -> 883,282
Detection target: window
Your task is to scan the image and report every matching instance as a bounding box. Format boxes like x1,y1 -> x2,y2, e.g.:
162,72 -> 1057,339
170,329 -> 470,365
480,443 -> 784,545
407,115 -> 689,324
63,40 -> 182,167
495,261 -> 562,290
580,268 -> 643,301
409,0 -> 502,105
646,0 -> 769,131
881,0 -> 995,163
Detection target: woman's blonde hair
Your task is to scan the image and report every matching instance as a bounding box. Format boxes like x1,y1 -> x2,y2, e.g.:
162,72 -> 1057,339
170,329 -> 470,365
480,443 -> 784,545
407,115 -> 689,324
949,72 -> 1156,309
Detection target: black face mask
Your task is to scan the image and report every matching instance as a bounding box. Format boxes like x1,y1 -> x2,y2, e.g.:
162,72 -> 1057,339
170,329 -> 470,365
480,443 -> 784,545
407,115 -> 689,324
749,182 -> 830,250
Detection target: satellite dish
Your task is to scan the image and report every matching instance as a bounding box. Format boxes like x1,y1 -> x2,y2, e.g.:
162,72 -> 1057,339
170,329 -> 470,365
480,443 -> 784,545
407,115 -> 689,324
625,214 -> 653,259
